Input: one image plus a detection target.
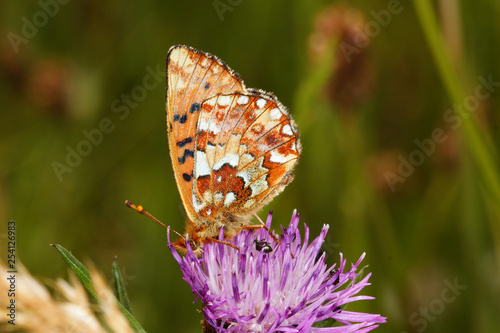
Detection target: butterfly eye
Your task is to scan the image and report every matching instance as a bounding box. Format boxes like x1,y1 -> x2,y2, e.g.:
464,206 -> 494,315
254,239 -> 273,253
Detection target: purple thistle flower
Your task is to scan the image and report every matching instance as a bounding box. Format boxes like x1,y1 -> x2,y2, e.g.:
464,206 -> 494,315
168,210 -> 386,332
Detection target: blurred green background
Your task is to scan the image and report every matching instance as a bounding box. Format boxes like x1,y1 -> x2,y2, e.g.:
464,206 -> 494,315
1,0 -> 499,332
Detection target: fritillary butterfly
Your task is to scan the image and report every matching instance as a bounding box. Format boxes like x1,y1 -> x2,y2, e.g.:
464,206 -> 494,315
166,45 -> 301,253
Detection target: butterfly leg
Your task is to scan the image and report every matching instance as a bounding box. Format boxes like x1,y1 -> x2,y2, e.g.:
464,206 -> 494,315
245,214 -> 281,245
206,237 -> 240,252
243,225 -> 264,231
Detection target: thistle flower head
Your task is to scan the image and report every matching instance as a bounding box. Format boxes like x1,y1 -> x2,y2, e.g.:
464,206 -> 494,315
168,211 -> 386,332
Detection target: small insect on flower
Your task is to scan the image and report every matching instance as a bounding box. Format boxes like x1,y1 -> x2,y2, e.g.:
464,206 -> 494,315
168,210 -> 386,332
254,239 -> 273,253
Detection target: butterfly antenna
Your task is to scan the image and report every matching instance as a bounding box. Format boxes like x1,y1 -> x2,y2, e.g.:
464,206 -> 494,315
125,200 -> 183,238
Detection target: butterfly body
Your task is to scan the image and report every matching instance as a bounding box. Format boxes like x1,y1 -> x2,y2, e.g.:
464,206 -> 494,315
166,45 -> 301,253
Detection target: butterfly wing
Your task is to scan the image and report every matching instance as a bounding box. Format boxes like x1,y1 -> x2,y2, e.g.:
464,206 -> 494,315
166,45 -> 245,223
192,91 -> 301,222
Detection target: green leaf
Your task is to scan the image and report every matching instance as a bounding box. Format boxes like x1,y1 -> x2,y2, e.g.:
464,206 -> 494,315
51,245 -> 138,332
52,244 -> 115,332
116,301 -> 147,333
112,257 -> 132,313
414,0 -> 500,243
52,245 -> 146,333
112,259 -> 146,332
51,244 -> 98,303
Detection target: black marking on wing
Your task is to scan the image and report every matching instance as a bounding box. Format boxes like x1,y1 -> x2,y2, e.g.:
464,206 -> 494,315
177,137 -> 193,148
178,149 -> 194,164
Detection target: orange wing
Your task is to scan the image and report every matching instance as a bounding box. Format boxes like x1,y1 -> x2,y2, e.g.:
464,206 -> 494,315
166,45 -> 244,223
192,92 -> 300,221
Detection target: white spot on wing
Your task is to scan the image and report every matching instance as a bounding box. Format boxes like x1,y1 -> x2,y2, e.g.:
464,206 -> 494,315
214,192 -> 223,205
206,208 -> 212,216
282,124 -> 293,136
199,117 -> 209,131
195,150 -> 211,177
270,108 -> 282,120
270,150 -> 291,164
256,98 -> 267,109
237,95 -> 249,105
192,194 -> 205,212
209,121 -> 221,135
203,191 -> 213,204
213,153 -> 239,171
224,192 -> 236,206
236,170 -> 251,187
250,177 -> 268,197
217,175 -> 222,182
219,95 -> 231,106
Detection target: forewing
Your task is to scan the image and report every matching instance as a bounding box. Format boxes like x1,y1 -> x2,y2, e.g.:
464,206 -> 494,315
192,92 -> 301,219
166,45 -> 245,222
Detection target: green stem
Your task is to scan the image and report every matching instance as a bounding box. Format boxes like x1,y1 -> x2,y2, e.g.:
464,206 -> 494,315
413,0 -> 500,263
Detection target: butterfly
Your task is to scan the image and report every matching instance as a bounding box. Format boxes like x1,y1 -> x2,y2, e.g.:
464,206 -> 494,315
166,45 -> 301,254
